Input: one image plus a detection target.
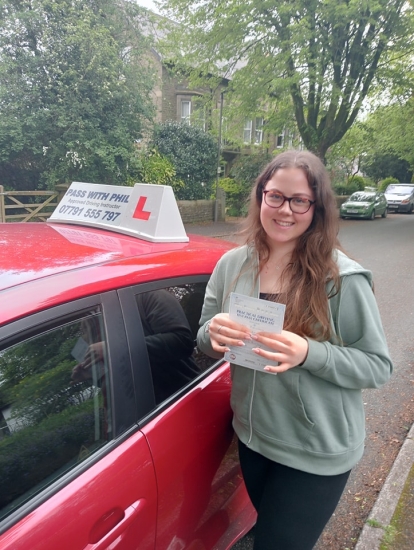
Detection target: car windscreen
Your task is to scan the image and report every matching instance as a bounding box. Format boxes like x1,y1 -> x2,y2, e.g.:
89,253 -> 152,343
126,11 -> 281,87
385,185 -> 414,194
349,193 -> 375,202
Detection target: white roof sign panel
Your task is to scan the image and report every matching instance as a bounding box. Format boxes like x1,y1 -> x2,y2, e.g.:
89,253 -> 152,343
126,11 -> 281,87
48,182 -> 189,243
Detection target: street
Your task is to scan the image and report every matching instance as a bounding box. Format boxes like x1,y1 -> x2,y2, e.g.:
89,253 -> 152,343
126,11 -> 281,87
232,212 -> 414,550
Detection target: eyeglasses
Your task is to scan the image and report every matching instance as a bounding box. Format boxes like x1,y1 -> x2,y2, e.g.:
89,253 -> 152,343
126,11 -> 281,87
262,190 -> 315,214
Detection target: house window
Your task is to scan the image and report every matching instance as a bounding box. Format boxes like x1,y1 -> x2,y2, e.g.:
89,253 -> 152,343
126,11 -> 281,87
193,105 -> 206,131
276,132 -> 284,148
181,100 -> 191,124
244,120 -> 253,143
255,118 -> 264,144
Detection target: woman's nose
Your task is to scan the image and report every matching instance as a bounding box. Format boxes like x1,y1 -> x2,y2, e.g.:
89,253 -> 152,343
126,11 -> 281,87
279,199 -> 293,213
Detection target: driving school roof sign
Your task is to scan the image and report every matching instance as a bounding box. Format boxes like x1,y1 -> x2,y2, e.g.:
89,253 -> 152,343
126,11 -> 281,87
48,182 -> 189,243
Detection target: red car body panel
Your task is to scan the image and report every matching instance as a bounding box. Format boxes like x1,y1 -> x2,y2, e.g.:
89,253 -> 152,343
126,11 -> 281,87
0,223 -> 232,325
0,429 -> 158,550
0,221 -> 256,550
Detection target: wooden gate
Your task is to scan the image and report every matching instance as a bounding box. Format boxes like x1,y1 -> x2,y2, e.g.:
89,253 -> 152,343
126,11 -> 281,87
0,186 -> 59,222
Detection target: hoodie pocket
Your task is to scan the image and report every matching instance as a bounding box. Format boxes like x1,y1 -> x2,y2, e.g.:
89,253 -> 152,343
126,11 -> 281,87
249,371 -> 316,449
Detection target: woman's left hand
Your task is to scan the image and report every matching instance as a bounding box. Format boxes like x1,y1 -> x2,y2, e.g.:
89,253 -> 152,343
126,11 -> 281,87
251,330 -> 309,373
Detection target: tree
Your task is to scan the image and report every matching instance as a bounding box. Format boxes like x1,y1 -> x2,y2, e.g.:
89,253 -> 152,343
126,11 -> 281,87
160,0 -> 414,162
361,101 -> 414,178
326,123 -> 369,183
361,152 -> 413,183
0,0 -> 155,190
151,121 -> 217,200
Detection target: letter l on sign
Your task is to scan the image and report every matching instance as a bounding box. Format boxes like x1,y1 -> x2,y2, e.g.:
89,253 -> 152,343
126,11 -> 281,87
133,196 -> 151,220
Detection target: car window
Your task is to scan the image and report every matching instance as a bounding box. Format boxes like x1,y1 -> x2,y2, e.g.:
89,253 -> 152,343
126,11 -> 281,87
386,185 -> 414,194
135,283 -> 216,405
350,193 -> 375,202
0,308 -> 112,522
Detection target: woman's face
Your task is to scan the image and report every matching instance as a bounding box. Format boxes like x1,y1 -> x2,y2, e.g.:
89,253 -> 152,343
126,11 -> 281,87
260,167 -> 315,252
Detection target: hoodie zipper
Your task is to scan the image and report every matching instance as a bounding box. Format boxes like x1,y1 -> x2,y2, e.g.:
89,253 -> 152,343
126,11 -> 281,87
247,278 -> 261,446
246,369 -> 256,446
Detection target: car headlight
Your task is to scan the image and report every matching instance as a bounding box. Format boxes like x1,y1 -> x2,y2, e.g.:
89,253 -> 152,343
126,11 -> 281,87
401,198 -> 410,204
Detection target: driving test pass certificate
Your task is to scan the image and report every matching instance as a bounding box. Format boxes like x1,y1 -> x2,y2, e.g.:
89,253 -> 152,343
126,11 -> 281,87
224,292 -> 286,372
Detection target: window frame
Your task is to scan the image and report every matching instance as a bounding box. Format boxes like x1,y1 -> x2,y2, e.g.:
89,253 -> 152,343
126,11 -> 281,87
117,275 -> 225,426
0,292 -> 137,534
180,98 -> 191,124
255,117 -> 264,145
243,119 -> 253,144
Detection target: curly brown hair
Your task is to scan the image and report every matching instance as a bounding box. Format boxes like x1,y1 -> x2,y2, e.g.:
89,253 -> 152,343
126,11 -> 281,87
240,150 -> 342,341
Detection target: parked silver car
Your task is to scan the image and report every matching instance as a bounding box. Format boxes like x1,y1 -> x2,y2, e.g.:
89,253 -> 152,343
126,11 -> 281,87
384,184 -> 414,213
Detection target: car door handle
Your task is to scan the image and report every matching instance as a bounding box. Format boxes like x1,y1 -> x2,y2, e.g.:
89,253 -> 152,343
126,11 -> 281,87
85,499 -> 146,550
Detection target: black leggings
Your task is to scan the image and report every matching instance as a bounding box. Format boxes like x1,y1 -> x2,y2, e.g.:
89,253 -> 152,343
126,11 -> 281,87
238,440 -> 351,550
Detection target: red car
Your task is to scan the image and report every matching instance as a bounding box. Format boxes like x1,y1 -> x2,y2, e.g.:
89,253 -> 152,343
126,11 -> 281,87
0,184 -> 255,550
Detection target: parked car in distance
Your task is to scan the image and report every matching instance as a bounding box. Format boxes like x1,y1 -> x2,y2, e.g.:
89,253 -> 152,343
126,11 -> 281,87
0,183 -> 256,550
384,183 -> 414,213
340,189 -> 388,220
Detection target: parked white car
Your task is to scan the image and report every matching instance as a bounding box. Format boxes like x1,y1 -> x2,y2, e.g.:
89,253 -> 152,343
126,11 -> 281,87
384,184 -> 414,213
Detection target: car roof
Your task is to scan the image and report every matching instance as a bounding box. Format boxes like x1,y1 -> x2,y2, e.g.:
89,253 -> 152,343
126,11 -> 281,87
350,190 -> 376,196
0,222 -> 234,326
385,183 -> 414,188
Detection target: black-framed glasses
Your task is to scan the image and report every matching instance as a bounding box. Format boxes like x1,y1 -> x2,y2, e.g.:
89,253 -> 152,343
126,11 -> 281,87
262,190 -> 315,214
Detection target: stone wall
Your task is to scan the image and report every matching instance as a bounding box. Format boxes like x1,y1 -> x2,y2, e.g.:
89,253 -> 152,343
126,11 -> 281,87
178,188 -> 225,223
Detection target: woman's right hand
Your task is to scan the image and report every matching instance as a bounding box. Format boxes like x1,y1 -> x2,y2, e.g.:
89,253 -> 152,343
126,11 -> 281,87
208,313 -> 251,353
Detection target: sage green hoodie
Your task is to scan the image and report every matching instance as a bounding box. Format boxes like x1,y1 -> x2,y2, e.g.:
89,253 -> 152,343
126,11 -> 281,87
197,245 -> 393,475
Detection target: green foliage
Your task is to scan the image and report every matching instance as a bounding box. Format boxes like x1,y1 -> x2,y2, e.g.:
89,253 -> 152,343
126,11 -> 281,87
379,177 -> 399,191
151,121 -> 218,200
160,0 -> 414,161
348,175 -> 366,191
360,151 -> 413,184
134,149 -> 185,193
218,177 -> 244,216
326,123 -> 368,179
0,0 -> 155,190
224,151 -> 272,215
333,179 -> 364,196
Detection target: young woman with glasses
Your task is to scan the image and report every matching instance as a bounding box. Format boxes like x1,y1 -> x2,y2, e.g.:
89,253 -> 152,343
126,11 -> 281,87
197,150 -> 392,549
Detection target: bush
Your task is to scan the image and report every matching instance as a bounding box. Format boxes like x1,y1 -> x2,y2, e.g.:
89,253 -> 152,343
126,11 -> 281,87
227,151 -> 272,216
151,122 -> 217,200
333,183 -> 349,196
378,176 -> 399,192
132,149 -> 184,194
334,175 -> 368,196
347,175 -> 366,191
218,177 -> 245,216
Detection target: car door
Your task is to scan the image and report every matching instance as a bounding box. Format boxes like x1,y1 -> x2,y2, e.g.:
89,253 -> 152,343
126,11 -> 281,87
0,293 -> 157,550
118,278 -> 255,550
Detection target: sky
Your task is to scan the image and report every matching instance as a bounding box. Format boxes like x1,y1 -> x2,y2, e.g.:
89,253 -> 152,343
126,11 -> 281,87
136,0 -> 160,13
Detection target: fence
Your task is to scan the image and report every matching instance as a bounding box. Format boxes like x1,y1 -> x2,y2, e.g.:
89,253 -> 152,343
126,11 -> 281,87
0,185 -> 69,222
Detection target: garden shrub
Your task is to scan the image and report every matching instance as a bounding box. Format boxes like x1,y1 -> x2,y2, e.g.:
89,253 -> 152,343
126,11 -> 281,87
347,175 -> 366,191
379,177 -> 399,192
226,151 -> 272,216
151,121 -> 217,200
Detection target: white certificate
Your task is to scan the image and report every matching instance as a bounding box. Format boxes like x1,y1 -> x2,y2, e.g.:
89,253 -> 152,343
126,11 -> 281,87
224,292 -> 286,372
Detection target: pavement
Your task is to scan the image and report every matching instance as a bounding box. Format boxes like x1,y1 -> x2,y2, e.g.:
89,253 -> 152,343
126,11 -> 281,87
184,218 -> 414,550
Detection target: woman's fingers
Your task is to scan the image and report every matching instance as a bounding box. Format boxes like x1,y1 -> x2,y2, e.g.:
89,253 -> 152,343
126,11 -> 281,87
251,330 -> 308,371
208,314 -> 250,352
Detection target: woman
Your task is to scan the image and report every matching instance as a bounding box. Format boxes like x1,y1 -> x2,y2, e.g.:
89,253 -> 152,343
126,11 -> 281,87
197,150 -> 392,549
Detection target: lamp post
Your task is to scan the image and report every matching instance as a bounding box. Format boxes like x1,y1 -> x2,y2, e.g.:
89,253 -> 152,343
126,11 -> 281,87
214,90 -> 225,222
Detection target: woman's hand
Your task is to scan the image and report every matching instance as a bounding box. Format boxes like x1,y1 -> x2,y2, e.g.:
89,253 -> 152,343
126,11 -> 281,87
251,330 -> 309,373
208,313 -> 251,354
